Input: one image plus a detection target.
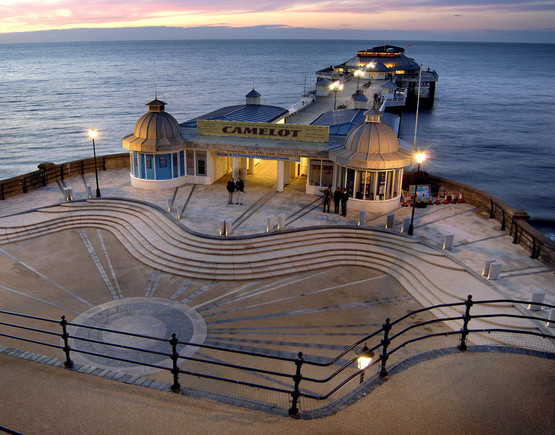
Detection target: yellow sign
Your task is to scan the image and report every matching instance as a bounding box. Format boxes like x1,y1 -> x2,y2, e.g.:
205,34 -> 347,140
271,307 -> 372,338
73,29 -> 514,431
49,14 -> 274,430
197,120 -> 329,143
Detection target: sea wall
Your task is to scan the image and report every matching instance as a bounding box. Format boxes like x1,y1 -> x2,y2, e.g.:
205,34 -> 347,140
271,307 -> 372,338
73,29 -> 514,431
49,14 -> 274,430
0,153 -> 129,200
403,172 -> 554,268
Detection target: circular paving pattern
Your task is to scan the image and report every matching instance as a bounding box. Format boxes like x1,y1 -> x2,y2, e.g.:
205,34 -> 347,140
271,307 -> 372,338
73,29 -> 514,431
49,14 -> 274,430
68,297 -> 207,375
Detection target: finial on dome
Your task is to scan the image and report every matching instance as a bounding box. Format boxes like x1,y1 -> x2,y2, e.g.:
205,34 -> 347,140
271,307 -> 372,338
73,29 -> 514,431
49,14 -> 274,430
364,108 -> 383,123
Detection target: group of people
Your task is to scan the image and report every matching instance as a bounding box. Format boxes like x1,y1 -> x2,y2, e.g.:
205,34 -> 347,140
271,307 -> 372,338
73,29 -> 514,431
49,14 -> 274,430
226,177 -> 245,205
322,185 -> 348,217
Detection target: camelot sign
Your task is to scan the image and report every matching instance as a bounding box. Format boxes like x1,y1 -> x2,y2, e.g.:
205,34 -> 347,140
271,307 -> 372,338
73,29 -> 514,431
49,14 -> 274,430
197,120 -> 329,143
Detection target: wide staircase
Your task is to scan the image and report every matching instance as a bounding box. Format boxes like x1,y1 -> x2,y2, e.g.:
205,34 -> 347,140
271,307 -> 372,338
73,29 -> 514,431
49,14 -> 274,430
0,198 -> 535,332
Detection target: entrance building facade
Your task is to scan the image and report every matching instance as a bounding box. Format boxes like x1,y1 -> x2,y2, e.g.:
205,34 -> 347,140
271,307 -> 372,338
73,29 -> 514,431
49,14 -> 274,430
122,100 -> 414,213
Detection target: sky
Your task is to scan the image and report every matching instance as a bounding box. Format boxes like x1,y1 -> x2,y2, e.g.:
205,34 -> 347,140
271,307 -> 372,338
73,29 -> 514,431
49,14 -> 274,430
1,0 -> 554,43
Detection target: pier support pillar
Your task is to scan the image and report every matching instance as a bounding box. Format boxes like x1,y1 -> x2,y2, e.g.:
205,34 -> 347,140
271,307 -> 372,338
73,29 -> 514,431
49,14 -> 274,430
277,160 -> 285,192
232,157 -> 239,179
240,158 -> 248,181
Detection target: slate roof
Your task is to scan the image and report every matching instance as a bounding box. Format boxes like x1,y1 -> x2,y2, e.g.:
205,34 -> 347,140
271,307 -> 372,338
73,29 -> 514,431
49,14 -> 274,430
181,104 -> 289,128
311,109 -> 398,136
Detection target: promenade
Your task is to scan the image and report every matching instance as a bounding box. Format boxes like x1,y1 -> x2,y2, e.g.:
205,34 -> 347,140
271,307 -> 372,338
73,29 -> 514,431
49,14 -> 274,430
0,163 -> 554,433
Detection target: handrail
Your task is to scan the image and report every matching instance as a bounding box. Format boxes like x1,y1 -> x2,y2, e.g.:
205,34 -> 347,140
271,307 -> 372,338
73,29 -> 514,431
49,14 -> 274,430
1,296 -> 554,418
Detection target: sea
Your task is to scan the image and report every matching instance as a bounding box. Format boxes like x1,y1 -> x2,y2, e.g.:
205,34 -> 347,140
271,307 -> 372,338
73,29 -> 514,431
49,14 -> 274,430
0,39 -> 554,239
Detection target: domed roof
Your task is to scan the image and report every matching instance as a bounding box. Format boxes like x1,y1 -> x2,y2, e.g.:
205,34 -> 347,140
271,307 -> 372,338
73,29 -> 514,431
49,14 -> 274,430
122,99 -> 187,153
329,109 -> 412,170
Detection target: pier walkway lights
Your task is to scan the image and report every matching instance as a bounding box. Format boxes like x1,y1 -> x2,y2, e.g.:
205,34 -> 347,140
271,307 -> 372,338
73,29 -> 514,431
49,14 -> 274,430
408,151 -> 426,236
356,343 -> 374,383
88,129 -> 101,198
329,81 -> 344,110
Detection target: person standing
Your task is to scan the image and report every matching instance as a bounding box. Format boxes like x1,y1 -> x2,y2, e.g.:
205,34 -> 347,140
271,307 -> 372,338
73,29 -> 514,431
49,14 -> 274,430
226,177 -> 235,204
321,185 -> 332,213
333,187 -> 341,213
235,177 -> 244,205
340,188 -> 349,217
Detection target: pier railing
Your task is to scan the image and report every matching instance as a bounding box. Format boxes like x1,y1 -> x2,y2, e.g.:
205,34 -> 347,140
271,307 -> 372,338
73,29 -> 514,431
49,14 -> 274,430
422,175 -> 555,268
1,297 -> 553,418
0,153 -> 129,200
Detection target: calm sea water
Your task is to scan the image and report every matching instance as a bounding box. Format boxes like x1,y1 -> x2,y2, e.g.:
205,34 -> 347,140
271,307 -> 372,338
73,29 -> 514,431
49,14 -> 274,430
0,40 -> 554,237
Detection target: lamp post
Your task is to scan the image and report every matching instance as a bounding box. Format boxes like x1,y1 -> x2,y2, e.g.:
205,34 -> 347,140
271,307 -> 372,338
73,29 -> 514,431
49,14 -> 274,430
408,152 -> 426,236
329,81 -> 344,110
356,343 -> 374,383
88,129 -> 101,198
354,69 -> 364,93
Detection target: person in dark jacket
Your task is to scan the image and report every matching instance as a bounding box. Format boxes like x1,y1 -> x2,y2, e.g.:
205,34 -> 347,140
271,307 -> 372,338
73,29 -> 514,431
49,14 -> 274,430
321,185 -> 332,213
340,188 -> 349,217
226,178 -> 235,204
235,177 -> 244,204
333,187 -> 341,213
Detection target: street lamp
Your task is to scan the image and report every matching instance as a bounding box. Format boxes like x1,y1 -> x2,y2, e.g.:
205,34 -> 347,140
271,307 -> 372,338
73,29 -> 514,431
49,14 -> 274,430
407,151 -> 426,236
356,343 -> 374,383
88,129 -> 101,198
329,81 -> 344,110
354,69 -> 364,92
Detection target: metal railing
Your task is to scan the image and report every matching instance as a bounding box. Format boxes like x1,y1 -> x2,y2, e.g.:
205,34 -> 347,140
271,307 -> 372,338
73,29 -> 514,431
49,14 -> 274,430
0,296 -> 554,418
0,154 -> 129,200
489,199 -> 554,266
423,175 -> 555,268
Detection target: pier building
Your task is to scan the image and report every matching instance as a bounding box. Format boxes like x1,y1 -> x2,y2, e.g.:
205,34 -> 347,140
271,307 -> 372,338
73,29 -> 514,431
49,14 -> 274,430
317,45 -> 439,108
122,94 -> 412,213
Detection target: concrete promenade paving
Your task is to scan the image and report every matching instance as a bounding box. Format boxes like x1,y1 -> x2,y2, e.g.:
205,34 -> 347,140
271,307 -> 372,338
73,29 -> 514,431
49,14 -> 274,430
0,164 -> 554,433
1,350 -> 554,434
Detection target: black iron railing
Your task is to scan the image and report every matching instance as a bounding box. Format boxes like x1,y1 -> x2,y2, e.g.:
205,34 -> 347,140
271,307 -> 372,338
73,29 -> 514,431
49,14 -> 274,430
1,296 -> 554,417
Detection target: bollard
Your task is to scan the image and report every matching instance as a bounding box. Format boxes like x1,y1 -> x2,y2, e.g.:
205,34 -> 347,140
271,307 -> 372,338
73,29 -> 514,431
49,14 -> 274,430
167,196 -> 172,213
482,258 -> 496,276
528,290 -> 546,311
86,184 -> 92,199
68,187 -> 73,201
177,205 -> 182,220
487,262 -> 502,280
385,213 -> 394,229
547,309 -> 555,328
278,214 -> 286,231
401,216 -> 411,233
219,219 -> 226,236
266,216 -> 275,233
64,187 -> 69,201
443,234 -> 454,250
358,210 -> 367,226
225,218 -> 233,236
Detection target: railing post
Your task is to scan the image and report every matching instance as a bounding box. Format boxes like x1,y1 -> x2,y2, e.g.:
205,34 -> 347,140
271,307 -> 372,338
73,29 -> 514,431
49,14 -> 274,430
379,318 -> 391,377
60,315 -> 74,368
288,352 -> 304,418
458,295 -> 473,351
513,221 -> 519,244
531,238 -> 538,259
500,210 -> 506,231
489,199 -> 495,219
170,333 -> 181,392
